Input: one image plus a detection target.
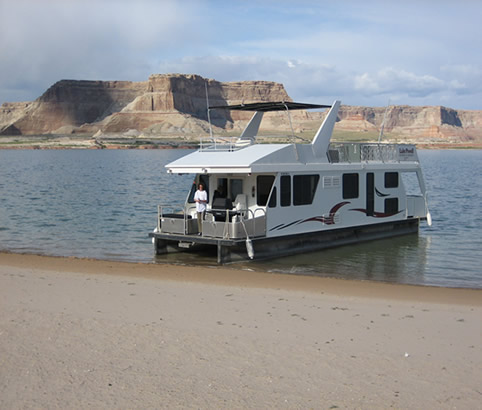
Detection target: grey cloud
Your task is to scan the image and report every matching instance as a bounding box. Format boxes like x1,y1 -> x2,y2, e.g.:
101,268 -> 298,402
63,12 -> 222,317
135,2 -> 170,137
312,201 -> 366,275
354,68 -> 445,98
159,56 -> 481,108
2,1 -> 481,110
0,0 -> 202,102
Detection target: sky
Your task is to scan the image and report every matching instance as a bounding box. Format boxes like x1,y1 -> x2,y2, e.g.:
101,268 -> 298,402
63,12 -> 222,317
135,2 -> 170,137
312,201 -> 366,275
1,0 -> 481,110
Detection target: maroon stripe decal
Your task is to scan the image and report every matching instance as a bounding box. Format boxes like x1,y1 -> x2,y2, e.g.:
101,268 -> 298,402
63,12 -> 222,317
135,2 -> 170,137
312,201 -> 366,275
350,208 -> 404,217
300,201 -> 351,225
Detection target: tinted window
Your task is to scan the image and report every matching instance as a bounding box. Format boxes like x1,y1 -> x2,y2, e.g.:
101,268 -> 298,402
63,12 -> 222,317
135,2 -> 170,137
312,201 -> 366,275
366,173 -> 374,217
385,172 -> 399,188
257,175 -> 275,206
280,175 -> 291,207
293,174 -> 320,205
230,179 -> 243,199
214,178 -> 228,199
385,198 -> 398,214
343,173 -> 359,199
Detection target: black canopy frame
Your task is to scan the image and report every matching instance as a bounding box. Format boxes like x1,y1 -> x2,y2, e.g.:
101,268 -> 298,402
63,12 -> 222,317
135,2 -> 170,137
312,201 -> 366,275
208,101 -> 331,112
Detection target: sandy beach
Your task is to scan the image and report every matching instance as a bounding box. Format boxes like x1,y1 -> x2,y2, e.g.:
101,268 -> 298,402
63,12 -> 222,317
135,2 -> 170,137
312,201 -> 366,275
1,252 -> 481,409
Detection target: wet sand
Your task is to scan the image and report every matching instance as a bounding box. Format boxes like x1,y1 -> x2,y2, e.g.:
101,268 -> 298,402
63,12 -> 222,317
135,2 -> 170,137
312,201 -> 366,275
1,252 -> 481,408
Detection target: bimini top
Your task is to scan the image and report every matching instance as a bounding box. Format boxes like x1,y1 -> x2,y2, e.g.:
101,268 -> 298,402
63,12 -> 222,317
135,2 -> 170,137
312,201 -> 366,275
209,101 -> 331,112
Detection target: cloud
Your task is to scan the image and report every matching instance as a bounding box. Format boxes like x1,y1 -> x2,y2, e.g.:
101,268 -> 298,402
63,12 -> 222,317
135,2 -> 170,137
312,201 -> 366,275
440,65 -> 482,95
0,0 -> 202,101
354,68 -> 445,98
1,1 -> 481,109
158,55 -> 481,108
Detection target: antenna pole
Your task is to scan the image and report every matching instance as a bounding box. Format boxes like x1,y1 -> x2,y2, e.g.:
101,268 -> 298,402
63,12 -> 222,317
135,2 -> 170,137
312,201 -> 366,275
205,81 -> 213,140
283,103 -> 296,143
378,99 -> 390,143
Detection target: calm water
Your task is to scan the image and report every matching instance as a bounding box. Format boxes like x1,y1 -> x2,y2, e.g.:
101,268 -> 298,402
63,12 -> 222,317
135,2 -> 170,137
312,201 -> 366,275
0,149 -> 481,288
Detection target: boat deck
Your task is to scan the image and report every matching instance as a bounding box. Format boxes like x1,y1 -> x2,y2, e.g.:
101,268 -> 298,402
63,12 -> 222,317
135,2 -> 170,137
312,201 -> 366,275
150,218 -> 420,264
149,231 -> 246,247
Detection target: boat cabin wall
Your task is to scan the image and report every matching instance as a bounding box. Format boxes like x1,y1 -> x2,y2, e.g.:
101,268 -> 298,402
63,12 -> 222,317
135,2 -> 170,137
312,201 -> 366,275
260,168 -> 422,238
182,168 -> 425,231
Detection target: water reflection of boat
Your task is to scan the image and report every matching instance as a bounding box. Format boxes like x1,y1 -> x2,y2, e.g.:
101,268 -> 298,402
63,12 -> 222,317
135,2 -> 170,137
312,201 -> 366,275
149,101 -> 432,263
260,234 -> 430,284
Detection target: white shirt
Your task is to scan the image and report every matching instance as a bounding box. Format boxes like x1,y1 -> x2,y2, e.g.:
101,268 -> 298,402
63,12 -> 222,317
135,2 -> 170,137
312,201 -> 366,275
194,189 -> 207,212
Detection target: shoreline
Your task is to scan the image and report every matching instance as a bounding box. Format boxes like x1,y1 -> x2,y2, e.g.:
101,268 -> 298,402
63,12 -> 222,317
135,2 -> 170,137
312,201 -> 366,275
0,135 -> 481,150
1,251 -> 481,305
1,143 -> 480,150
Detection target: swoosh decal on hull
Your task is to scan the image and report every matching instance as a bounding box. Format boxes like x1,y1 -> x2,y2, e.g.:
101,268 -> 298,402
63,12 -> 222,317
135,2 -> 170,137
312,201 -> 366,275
350,208 -> 404,218
375,188 -> 390,197
270,201 -> 350,231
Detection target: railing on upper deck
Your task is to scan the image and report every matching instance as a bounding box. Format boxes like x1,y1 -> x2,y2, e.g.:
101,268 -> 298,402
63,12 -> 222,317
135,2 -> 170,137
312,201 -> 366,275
328,143 -> 419,163
199,136 -> 254,152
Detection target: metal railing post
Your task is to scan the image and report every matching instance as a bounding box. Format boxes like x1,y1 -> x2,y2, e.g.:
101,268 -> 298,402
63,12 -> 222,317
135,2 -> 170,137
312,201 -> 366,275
157,205 -> 162,232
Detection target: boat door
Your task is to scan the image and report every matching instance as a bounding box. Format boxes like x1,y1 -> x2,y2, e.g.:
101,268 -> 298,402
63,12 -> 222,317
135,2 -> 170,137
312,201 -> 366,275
366,172 -> 374,216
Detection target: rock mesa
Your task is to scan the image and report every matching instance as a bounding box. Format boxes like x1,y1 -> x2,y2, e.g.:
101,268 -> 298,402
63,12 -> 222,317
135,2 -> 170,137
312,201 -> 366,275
1,73 -> 481,146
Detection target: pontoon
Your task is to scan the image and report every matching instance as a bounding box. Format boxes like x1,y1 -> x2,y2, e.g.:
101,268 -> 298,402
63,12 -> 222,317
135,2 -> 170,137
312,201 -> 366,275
149,101 -> 432,263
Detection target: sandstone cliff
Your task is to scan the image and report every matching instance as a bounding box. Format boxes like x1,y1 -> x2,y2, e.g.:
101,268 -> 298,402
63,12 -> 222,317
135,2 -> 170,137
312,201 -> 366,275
1,73 -> 481,146
333,105 -> 482,143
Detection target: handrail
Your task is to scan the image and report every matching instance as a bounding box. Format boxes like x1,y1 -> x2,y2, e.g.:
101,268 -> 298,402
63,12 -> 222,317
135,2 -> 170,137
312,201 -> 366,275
207,207 -> 267,239
157,205 -> 161,232
328,142 -> 418,163
159,204 -> 267,239
157,204 -> 196,234
199,136 -> 256,152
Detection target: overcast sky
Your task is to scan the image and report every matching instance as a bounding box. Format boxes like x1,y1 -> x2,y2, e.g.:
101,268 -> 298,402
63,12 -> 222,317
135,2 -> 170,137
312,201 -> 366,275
1,0 -> 481,109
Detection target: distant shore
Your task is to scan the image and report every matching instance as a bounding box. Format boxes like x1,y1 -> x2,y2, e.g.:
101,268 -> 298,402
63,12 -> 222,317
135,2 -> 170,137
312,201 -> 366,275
0,135 -> 200,150
1,251 -> 481,408
0,134 -> 480,150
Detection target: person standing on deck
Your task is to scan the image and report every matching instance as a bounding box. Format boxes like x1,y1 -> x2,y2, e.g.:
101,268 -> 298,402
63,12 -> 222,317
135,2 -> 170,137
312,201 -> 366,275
194,183 -> 207,234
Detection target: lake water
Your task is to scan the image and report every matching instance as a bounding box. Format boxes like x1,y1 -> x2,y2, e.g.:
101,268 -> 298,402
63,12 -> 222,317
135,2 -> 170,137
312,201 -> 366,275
0,149 -> 480,288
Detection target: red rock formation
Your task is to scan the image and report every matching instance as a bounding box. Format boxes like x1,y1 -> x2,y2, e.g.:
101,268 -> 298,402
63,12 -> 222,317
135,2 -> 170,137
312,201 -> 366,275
1,73 -> 481,146
0,74 -> 290,135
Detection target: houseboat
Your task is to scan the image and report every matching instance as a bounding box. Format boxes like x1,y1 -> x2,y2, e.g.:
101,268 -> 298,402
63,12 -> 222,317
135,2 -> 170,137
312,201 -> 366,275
149,101 -> 432,264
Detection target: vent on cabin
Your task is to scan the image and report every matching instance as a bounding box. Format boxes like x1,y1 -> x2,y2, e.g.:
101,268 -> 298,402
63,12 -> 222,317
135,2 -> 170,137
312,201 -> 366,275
323,176 -> 341,188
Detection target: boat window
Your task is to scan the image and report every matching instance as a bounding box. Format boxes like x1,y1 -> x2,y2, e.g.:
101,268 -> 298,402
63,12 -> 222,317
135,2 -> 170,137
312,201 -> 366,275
385,172 -> 399,188
187,181 -> 197,203
280,175 -> 291,207
257,175 -> 275,206
230,179 -> 243,200
214,178 -> 228,200
342,173 -> 359,199
214,178 -> 243,202
366,173 -> 374,217
385,198 -> 398,214
293,174 -> 320,206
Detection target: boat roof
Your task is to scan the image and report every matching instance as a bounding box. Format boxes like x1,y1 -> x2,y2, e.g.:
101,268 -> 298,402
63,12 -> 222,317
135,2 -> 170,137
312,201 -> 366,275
167,144 -> 296,174
209,101 -> 331,112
